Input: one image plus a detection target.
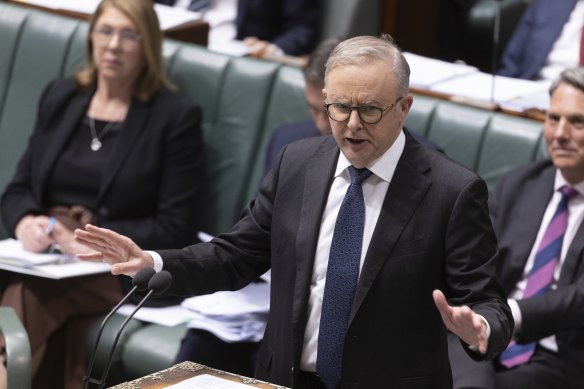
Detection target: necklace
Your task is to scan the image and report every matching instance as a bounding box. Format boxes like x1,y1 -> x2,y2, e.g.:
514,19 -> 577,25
89,117 -> 115,151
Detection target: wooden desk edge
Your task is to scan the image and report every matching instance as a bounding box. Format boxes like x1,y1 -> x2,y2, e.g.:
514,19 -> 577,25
108,361 -> 289,389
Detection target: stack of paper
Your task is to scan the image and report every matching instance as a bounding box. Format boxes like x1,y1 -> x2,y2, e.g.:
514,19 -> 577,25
404,52 -> 478,89
429,72 -> 551,109
181,282 -> 270,342
0,238 -> 111,279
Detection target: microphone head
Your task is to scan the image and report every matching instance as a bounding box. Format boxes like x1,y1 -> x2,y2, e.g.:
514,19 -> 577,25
147,270 -> 172,295
132,268 -> 156,292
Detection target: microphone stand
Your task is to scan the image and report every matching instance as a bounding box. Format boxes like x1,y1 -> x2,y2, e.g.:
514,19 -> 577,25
91,270 -> 172,389
94,288 -> 156,389
82,268 -> 155,389
490,0 -> 502,105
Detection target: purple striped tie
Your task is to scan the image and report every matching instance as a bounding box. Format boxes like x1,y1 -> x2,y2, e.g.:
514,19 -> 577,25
500,185 -> 577,368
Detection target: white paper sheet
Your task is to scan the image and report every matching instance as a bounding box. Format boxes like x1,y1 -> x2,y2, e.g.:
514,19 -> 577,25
117,304 -> 197,327
165,374 -> 254,388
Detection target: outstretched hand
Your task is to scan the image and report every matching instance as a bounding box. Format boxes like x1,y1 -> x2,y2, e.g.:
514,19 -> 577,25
433,289 -> 489,354
74,224 -> 153,277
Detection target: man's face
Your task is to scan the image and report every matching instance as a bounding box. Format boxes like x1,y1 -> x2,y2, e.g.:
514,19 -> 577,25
545,82 -> 584,184
324,60 -> 412,168
305,81 -> 331,135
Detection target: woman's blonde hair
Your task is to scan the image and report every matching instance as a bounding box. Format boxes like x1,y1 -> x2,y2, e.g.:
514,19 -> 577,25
75,0 -> 174,101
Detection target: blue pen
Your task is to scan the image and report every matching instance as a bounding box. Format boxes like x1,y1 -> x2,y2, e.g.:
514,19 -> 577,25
44,216 -> 56,236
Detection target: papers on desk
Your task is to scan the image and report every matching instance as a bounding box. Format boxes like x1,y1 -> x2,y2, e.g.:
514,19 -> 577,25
405,52 -> 478,89
166,374 -> 257,388
117,304 -> 197,327
430,72 -> 551,110
153,4 -> 202,31
15,0 -> 99,13
0,238 -> 111,279
405,52 -> 551,112
13,1 -> 203,31
181,282 -> 270,342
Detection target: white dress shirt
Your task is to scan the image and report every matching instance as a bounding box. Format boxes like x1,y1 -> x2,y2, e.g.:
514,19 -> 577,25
538,0 -> 584,81
298,131 -> 405,370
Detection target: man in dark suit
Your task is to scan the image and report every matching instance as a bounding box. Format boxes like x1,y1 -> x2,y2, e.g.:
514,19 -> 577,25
498,0 -> 580,81
155,0 -> 320,57
75,35 -> 512,389
449,67 -> 584,389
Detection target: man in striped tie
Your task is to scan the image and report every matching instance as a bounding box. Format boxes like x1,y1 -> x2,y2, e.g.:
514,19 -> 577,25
448,66 -> 584,389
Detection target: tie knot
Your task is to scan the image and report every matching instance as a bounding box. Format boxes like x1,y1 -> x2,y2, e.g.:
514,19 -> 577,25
560,185 -> 578,200
348,166 -> 372,186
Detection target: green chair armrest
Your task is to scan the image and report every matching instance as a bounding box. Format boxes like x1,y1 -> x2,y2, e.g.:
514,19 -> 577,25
0,307 -> 31,389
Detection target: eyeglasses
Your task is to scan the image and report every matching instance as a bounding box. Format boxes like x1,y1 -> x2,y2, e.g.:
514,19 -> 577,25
92,27 -> 142,51
323,96 -> 404,124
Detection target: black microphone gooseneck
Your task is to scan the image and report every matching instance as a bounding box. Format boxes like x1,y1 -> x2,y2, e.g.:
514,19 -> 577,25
82,267 -> 156,389
490,0 -> 503,103
96,270 -> 173,389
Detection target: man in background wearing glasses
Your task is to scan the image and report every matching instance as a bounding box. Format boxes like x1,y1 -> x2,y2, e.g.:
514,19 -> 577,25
76,34 -> 512,389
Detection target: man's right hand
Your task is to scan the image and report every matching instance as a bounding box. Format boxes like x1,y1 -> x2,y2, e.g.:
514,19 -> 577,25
74,224 -> 154,277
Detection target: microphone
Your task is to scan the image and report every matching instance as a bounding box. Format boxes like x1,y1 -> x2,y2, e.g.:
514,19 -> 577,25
96,271 -> 173,389
82,267 -> 155,389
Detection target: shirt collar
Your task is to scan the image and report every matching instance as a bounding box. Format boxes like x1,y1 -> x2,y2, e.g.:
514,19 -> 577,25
335,129 -> 406,183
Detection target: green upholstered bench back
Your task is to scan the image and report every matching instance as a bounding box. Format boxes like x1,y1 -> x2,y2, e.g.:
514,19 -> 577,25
407,94 -> 545,191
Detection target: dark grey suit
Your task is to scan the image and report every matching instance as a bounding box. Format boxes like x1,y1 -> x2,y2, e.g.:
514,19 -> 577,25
158,131 -> 512,388
450,160 -> 584,389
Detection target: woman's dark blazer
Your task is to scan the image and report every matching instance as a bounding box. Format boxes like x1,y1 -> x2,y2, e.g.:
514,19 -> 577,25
1,77 -> 204,250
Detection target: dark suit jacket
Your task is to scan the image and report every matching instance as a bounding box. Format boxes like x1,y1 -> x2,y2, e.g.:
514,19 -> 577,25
497,0 -> 577,80
490,160 -> 584,388
155,0 -> 320,56
236,0 -> 320,56
157,132 -> 512,388
1,78 -> 204,250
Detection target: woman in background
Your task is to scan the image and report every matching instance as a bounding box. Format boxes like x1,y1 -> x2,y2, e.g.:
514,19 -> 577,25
0,0 -> 204,387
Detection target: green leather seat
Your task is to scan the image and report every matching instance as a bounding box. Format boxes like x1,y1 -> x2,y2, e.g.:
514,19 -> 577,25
0,307 -> 32,389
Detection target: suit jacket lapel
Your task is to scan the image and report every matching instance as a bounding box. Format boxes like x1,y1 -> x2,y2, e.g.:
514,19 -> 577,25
291,137 -> 338,334
502,166 -> 555,290
98,97 -> 149,200
349,136 -> 431,322
560,194 -> 584,285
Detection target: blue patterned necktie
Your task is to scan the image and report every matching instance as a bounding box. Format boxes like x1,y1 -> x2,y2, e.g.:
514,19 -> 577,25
316,166 -> 373,389
188,0 -> 210,12
500,185 -> 577,368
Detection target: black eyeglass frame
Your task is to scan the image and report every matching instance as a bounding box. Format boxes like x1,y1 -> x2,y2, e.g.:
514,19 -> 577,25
323,96 -> 404,124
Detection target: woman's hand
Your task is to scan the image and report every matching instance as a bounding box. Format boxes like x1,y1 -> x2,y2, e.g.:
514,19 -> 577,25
74,224 -> 154,277
14,215 -> 54,253
50,220 -> 93,255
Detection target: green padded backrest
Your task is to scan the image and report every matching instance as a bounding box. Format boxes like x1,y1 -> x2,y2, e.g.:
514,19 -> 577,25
477,113 -> 544,191
406,93 -> 440,137
0,4 -> 83,238
167,44 -> 282,235
0,4 -> 30,115
245,65 -> 310,202
426,102 -> 491,170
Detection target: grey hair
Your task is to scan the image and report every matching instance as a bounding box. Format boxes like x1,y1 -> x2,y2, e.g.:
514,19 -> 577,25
324,34 -> 410,97
549,67 -> 584,96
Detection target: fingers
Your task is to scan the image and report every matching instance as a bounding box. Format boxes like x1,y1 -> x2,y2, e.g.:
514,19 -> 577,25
77,252 -> 105,262
112,260 -> 142,277
432,289 -> 449,313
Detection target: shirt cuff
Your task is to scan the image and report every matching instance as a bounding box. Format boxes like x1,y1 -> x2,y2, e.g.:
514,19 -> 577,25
468,314 -> 491,353
145,250 -> 163,273
507,298 -> 522,338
